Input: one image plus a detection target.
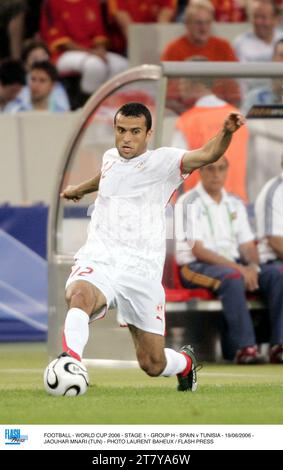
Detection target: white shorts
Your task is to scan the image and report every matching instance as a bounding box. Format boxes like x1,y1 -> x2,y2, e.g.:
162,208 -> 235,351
65,260 -> 166,335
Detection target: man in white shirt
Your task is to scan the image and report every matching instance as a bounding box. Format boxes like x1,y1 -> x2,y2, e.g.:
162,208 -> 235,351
176,156 -> 283,364
255,169 -> 283,363
234,1 -> 283,63
234,1 -> 283,93
59,102 -> 245,392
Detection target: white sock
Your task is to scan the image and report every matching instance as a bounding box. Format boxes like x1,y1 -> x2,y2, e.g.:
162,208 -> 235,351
159,348 -> 187,377
63,307 -> 89,360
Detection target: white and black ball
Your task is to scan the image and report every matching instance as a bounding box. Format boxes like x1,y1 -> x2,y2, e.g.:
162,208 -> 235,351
44,356 -> 89,396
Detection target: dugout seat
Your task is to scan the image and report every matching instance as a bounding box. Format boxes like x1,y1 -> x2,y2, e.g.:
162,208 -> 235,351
163,257 -> 269,362
165,258 -> 215,302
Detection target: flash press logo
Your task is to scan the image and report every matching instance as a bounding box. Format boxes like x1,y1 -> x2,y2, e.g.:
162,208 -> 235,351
5,428 -> 28,445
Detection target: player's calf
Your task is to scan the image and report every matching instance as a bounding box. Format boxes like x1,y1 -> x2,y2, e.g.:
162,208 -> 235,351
137,354 -> 166,377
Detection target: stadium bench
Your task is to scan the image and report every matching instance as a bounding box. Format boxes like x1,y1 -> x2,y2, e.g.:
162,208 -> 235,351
164,258 -> 268,362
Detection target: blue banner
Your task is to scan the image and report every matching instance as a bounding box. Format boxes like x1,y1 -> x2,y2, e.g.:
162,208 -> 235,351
0,205 -> 48,341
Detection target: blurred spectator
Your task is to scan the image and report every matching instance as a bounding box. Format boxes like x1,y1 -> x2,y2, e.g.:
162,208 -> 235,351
171,64 -> 248,201
0,59 -> 26,112
212,0 -> 247,21
21,39 -> 70,111
21,39 -> 50,70
161,1 -> 237,61
0,0 -> 26,60
176,156 -> 283,363
107,0 -> 177,53
234,0 -> 283,92
255,162 -> 283,363
40,0 -> 128,95
23,61 -> 66,111
161,0 -> 241,105
234,0 -> 283,62
242,38 -> 283,114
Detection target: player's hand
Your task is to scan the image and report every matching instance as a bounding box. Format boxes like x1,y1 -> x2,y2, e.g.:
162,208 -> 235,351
60,185 -> 83,202
224,112 -> 245,133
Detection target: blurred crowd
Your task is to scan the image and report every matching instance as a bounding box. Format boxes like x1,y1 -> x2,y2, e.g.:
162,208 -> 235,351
1,0 -> 283,112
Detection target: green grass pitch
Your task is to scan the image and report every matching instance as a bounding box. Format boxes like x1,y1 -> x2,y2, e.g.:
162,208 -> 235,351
0,343 -> 283,424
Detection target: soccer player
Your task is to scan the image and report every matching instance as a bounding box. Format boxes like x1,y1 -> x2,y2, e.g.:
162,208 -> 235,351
60,102 -> 245,391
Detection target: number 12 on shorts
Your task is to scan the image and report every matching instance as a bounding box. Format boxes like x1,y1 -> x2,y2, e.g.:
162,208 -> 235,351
70,266 -> 94,277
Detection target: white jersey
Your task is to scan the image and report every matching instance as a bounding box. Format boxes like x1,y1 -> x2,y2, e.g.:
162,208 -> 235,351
75,147 -> 186,280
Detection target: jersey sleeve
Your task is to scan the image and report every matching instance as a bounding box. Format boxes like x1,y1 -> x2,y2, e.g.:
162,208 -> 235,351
156,146 -> 186,177
155,147 -> 189,200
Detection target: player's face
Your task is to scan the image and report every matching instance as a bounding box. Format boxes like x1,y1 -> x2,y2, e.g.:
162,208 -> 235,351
114,113 -> 152,159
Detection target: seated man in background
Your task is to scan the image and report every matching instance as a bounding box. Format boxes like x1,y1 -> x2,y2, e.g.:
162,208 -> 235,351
23,60 -> 67,112
234,0 -> 283,64
175,156 -> 283,363
234,0 -> 283,94
161,0 -> 237,62
255,161 -> 283,363
161,0 -> 241,106
21,39 -> 70,111
172,65 -> 248,201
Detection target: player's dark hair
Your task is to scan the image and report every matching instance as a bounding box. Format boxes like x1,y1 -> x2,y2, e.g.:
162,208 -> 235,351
114,102 -> 152,131
30,61 -> 58,82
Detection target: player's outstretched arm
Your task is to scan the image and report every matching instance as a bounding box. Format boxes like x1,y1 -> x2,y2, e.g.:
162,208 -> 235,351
181,112 -> 245,174
60,172 -> 101,202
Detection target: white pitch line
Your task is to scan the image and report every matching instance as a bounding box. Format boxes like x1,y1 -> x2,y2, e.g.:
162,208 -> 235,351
200,371 -> 280,378
0,365 -> 281,380
0,368 -> 43,373
82,360 -> 281,378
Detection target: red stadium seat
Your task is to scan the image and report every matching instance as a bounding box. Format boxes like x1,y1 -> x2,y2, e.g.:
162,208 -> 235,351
164,258 -> 215,302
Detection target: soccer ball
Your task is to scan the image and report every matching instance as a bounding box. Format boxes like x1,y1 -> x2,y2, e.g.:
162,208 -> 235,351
43,355 -> 89,396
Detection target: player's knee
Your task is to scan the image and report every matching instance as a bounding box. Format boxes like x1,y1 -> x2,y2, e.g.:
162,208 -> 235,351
138,355 -> 165,377
65,287 -> 95,315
